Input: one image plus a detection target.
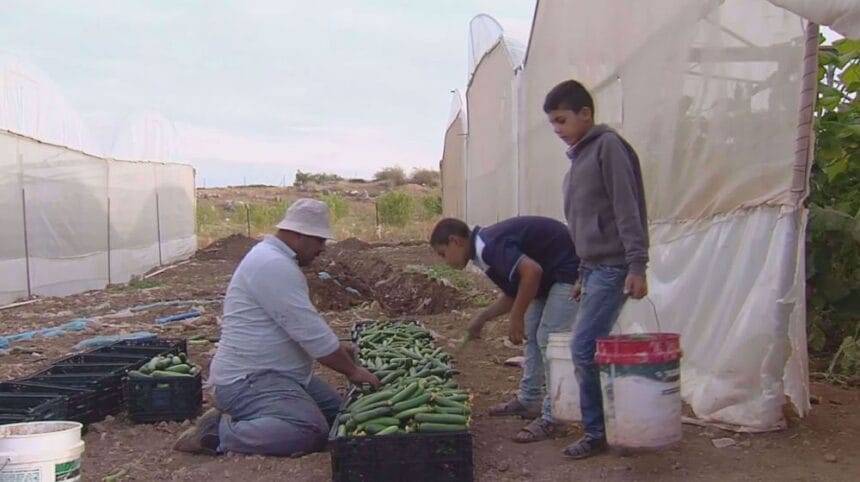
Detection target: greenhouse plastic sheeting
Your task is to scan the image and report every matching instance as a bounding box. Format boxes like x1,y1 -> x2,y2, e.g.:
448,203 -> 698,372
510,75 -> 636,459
466,38 -> 521,226
441,92 -> 466,219
0,130 -> 196,305
768,0 -> 860,38
510,0 -> 809,430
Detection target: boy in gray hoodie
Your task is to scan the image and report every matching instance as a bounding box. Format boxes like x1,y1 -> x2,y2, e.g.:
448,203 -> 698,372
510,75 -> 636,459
544,80 -> 649,459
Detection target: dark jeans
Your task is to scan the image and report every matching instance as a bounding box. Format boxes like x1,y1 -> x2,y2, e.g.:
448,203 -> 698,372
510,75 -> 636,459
213,370 -> 342,456
570,265 -> 627,439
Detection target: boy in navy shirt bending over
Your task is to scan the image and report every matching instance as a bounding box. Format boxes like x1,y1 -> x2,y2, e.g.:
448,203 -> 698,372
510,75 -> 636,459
430,216 -> 579,442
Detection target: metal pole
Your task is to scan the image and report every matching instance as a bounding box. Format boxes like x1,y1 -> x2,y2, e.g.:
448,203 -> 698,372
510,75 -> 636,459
245,203 -> 251,237
155,191 -> 163,266
107,197 -> 112,285
21,188 -> 31,298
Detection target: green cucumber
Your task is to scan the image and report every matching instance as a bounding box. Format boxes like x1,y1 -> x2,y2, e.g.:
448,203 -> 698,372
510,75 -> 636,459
380,370 -> 405,385
434,397 -> 467,409
151,370 -> 193,378
434,406 -> 471,415
389,382 -> 419,404
376,425 -> 400,435
359,417 -> 400,427
337,424 -> 347,438
417,423 -> 468,433
394,405 -> 432,420
414,413 -> 468,424
349,400 -> 389,414
391,393 -> 431,413
349,390 -> 395,411
363,423 -> 388,434
164,363 -> 191,374
128,370 -> 150,379
353,407 -> 393,423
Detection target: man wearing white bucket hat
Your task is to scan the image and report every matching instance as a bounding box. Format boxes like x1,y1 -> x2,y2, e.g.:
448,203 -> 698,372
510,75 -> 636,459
174,198 -> 380,457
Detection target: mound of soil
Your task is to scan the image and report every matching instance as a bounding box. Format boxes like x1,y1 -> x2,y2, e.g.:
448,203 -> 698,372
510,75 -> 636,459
195,234 -> 258,262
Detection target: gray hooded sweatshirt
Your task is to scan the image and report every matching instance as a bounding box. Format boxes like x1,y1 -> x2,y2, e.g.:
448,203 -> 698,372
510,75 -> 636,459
562,124 -> 649,275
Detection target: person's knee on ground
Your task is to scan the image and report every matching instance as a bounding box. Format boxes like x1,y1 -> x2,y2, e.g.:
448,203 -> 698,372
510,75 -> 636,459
219,412 -> 329,457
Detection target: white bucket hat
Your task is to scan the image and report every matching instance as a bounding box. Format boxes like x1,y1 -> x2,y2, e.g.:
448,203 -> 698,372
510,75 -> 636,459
275,198 -> 335,239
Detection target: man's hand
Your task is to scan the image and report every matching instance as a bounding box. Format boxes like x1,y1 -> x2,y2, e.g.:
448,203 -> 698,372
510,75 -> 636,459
348,366 -> 380,389
508,316 -> 525,345
571,281 -> 582,302
624,273 -> 648,299
466,316 -> 486,340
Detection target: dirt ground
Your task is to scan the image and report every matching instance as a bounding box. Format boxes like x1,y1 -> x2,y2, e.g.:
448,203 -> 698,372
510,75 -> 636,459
1,235 -> 858,481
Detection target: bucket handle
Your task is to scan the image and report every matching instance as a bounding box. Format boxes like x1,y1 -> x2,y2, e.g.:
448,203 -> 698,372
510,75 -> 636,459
0,453 -> 13,472
620,295 -> 662,334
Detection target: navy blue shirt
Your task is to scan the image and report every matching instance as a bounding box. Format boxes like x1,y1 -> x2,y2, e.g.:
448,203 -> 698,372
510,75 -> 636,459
471,216 -> 580,299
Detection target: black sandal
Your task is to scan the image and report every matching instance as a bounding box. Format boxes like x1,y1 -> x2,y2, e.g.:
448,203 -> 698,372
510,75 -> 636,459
563,436 -> 608,459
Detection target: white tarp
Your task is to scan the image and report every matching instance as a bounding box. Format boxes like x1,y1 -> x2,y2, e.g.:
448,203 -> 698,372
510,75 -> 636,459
0,130 -> 196,304
465,36 -> 522,226
768,0 -> 860,38
441,92 -> 467,219
507,0 -> 809,430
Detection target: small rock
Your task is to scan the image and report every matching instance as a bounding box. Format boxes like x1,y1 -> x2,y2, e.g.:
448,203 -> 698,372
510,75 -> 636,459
181,419 -> 191,427
506,376 -> 516,382
824,454 -> 838,463
712,437 -> 736,449
802,440 -> 811,447
497,461 -> 510,472
90,423 -> 107,433
809,395 -> 821,405
104,415 -> 115,423
522,468 -> 531,477
673,462 -> 682,470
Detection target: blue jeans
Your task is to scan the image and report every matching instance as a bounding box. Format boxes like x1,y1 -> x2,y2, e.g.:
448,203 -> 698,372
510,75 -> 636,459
571,265 -> 627,439
517,282 -> 579,423
213,370 -> 342,456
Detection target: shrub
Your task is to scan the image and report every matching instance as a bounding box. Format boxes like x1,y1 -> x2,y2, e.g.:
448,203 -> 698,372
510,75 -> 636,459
321,193 -> 349,221
294,170 -> 343,185
420,195 -> 442,219
410,168 -> 440,186
377,191 -> 414,227
374,166 -> 407,186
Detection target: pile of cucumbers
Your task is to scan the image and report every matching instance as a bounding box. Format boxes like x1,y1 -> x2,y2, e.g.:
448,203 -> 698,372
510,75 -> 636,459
128,352 -> 200,379
337,322 -> 471,437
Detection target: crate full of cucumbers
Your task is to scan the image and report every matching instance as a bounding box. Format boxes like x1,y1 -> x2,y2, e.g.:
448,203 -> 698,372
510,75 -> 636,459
330,320 -> 474,482
125,352 -> 203,423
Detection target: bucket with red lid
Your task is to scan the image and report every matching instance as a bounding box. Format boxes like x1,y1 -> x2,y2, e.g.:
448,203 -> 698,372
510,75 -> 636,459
597,333 -> 682,451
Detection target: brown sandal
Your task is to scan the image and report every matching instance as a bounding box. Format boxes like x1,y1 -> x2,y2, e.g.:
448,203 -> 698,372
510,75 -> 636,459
488,397 -> 540,418
513,418 -> 557,443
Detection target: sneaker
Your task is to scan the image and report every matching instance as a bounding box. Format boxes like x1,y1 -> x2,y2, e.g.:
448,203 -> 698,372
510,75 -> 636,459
173,408 -> 222,455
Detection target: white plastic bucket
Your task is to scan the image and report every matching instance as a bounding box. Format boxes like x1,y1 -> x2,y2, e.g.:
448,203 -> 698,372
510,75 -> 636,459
597,333 -> 682,451
0,421 -> 84,482
547,332 -> 580,422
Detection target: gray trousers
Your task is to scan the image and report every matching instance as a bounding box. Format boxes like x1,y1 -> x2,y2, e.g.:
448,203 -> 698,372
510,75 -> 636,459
213,370 -> 342,456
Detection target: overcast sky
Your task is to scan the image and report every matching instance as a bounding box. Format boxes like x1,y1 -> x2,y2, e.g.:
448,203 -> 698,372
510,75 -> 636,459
0,1 -> 535,186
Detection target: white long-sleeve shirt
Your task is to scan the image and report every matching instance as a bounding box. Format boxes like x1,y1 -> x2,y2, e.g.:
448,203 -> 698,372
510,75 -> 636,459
209,235 -> 340,387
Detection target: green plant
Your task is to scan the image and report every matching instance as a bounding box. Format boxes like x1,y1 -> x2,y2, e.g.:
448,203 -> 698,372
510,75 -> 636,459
807,37 -> 860,376
410,168 -> 440,186
196,203 -> 221,232
374,166 -> 407,186
246,202 -> 285,230
421,195 -> 443,219
321,193 -> 350,221
294,170 -> 343,185
377,191 -> 414,226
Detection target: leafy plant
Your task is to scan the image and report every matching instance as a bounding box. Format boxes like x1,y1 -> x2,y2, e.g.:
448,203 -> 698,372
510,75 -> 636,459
377,191 -> 414,226
807,37 -> 860,376
294,170 -> 343,185
321,193 -> 349,221
374,166 -> 407,186
410,168 -> 441,186
420,195 -> 443,220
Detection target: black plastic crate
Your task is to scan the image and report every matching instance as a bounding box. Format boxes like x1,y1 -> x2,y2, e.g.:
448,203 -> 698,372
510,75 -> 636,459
20,372 -> 125,419
99,337 -> 187,356
329,423 -> 473,482
0,381 -> 101,425
328,387 -> 473,482
56,352 -> 151,367
0,392 -> 68,424
125,373 -> 203,423
43,363 -> 132,376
